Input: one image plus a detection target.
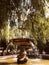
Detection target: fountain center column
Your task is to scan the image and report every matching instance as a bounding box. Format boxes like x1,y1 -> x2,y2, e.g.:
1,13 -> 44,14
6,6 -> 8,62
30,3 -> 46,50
17,45 -> 28,64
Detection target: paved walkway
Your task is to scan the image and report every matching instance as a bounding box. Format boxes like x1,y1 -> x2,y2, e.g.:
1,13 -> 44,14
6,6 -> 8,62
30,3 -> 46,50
0,55 -> 49,65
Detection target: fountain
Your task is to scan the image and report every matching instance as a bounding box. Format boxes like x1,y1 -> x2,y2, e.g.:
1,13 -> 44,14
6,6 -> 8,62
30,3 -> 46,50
9,38 -> 39,64
7,0 -> 39,64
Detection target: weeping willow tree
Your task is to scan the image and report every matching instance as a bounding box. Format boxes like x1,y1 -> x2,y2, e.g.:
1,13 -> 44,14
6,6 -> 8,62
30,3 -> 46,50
29,0 -> 49,45
0,0 -> 49,44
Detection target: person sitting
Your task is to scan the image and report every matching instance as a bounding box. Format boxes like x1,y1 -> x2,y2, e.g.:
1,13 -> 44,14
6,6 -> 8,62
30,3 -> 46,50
6,41 -> 16,55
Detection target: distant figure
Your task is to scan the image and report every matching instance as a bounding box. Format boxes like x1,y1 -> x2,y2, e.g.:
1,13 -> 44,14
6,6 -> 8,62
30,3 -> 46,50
29,41 -> 39,58
42,50 -> 46,55
6,41 -> 16,55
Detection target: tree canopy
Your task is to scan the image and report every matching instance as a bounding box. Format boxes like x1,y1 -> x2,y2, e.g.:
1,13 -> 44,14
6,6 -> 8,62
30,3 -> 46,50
0,0 -> 49,45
